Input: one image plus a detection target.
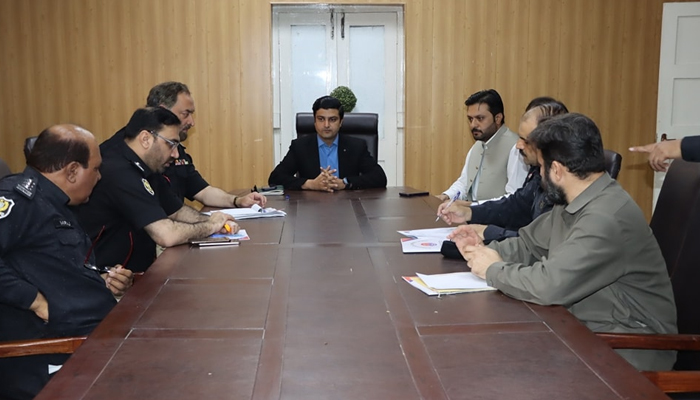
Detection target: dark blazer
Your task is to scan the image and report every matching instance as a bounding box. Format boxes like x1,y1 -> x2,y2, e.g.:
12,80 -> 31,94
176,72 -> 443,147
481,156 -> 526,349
470,166 -> 552,243
269,134 -> 387,190
681,136 -> 700,162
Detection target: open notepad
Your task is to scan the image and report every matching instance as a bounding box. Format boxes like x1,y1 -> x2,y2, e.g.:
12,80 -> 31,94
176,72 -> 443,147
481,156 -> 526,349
204,204 -> 286,220
402,272 -> 496,296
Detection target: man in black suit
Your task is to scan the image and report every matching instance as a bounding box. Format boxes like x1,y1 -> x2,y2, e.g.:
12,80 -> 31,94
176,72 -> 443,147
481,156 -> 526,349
268,96 -> 387,191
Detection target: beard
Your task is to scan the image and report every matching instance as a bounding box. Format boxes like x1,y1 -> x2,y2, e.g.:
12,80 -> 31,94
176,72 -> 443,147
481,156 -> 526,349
471,123 -> 498,141
179,126 -> 190,142
542,170 -> 568,205
145,148 -> 173,174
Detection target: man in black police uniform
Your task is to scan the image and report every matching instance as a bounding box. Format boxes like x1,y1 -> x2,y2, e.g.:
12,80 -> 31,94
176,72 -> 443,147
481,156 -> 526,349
146,81 -> 266,207
0,125 -> 133,400
77,107 -> 237,273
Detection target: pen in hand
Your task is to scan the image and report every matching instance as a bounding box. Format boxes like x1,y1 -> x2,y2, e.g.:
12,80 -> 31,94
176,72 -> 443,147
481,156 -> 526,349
436,191 -> 461,222
224,223 -> 232,234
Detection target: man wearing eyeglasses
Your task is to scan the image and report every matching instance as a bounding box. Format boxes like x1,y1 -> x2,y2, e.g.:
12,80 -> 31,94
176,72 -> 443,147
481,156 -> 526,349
77,108 -> 238,273
0,125 -> 132,400
146,81 -> 266,208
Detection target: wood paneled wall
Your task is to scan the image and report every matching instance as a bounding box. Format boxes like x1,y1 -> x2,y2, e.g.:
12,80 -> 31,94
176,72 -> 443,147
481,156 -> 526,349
0,0 -> 690,216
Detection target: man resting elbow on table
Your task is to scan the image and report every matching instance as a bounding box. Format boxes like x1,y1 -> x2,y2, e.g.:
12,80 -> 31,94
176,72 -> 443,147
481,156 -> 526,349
145,81 -> 267,208
76,108 -> 237,273
448,113 -> 677,371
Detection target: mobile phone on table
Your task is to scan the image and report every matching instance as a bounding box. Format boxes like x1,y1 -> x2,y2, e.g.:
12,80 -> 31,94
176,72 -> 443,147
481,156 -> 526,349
399,190 -> 429,197
190,237 -> 239,247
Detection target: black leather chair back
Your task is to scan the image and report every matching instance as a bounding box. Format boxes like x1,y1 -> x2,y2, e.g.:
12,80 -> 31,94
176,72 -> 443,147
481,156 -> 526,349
604,149 -> 622,179
296,112 -> 379,162
24,136 -> 38,162
650,159 -> 700,370
0,158 -> 10,179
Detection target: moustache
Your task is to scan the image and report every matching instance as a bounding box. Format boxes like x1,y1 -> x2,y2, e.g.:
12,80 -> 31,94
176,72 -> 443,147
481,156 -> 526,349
472,129 -> 482,135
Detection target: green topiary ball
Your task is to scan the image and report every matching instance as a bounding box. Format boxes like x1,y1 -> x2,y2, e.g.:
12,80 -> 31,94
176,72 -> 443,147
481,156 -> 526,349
330,86 -> 357,113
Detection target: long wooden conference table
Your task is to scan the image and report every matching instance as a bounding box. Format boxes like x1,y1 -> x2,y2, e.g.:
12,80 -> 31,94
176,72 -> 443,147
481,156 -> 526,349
37,188 -> 669,399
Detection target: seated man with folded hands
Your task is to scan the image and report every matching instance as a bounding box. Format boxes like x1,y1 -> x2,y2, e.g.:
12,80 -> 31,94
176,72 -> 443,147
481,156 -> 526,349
268,96 -> 387,191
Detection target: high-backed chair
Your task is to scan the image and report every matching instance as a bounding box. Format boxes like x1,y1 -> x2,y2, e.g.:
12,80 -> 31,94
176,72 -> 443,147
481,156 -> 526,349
597,159 -> 700,394
651,159 -> 700,372
0,158 -> 10,179
604,149 -> 622,179
296,112 -> 379,162
24,136 -> 38,162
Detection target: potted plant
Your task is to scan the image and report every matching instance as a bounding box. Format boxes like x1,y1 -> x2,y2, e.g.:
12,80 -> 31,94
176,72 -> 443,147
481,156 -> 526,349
330,86 -> 357,113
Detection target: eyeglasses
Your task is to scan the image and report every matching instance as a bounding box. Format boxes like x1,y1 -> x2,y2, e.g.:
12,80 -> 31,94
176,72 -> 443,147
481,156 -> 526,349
150,131 -> 180,149
83,225 -> 133,273
84,225 -> 111,273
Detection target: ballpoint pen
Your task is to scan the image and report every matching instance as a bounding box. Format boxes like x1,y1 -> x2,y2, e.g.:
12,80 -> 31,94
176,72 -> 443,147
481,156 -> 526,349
436,191 -> 461,222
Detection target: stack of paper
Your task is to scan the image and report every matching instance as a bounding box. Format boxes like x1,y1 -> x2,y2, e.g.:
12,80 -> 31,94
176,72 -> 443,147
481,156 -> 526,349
402,272 -> 496,296
204,204 -> 286,220
398,227 -> 455,254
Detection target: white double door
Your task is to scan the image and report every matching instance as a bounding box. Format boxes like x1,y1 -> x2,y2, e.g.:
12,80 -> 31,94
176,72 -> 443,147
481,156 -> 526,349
655,2 -> 700,207
272,6 -> 404,186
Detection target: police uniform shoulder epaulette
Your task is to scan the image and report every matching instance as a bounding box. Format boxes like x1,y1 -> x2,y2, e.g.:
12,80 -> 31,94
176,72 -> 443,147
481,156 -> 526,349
14,176 -> 37,199
131,160 -> 146,173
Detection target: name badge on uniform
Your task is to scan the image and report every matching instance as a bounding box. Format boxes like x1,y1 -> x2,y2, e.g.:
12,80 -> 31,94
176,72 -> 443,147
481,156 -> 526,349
142,178 -> 155,196
53,218 -> 73,229
0,196 -> 15,220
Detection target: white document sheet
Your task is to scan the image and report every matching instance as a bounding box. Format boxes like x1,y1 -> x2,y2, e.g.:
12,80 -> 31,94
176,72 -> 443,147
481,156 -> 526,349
400,237 -> 443,253
397,227 -> 456,240
416,271 -> 493,290
204,204 -> 286,220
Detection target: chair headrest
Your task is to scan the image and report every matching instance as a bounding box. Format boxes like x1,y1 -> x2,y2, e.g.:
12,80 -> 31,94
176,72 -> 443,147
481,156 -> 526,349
603,149 -> 622,179
296,112 -> 379,136
295,112 -> 380,161
24,136 -> 38,162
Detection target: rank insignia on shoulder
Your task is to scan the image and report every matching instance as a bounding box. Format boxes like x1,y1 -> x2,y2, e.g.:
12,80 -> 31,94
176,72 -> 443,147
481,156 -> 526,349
142,178 -> 155,196
174,159 -> 189,166
0,196 -> 15,220
132,161 -> 145,173
14,177 -> 37,199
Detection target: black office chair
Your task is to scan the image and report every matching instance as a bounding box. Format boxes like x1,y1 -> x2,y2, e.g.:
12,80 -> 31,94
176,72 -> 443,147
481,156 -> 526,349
24,136 -> 38,162
0,158 -> 10,179
597,159 -> 700,394
604,149 -> 622,179
296,112 -> 379,162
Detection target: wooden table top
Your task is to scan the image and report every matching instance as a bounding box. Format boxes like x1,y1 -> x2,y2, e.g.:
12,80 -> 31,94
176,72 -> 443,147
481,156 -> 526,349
36,187 -> 669,400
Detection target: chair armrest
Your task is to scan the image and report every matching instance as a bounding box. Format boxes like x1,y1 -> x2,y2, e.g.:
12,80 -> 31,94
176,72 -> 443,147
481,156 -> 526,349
642,371 -> 700,393
0,336 -> 86,358
596,332 -> 700,351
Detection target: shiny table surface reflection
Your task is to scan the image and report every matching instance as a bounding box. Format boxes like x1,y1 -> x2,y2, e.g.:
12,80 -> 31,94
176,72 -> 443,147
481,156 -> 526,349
37,188 -> 668,400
